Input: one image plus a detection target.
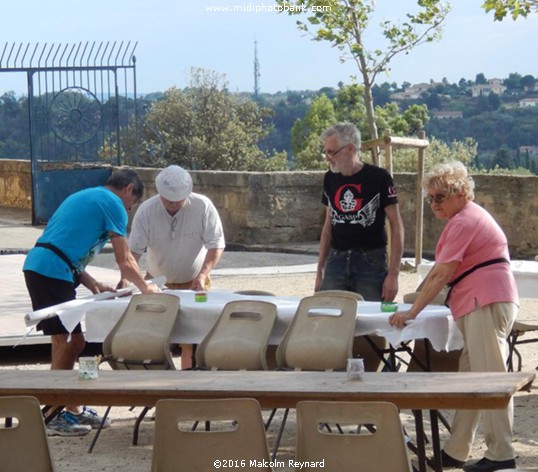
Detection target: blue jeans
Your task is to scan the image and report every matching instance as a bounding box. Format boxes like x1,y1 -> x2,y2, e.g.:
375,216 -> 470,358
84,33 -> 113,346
320,247 -> 387,301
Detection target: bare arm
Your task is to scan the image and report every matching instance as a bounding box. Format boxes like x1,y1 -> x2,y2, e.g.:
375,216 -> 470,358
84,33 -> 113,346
191,248 -> 224,291
315,207 -> 332,292
389,261 -> 460,327
79,270 -> 116,294
110,232 -> 159,294
116,250 -> 144,289
382,204 -> 404,302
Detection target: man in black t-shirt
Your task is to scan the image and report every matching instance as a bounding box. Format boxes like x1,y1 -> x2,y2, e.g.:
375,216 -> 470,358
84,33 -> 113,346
316,122 -> 404,301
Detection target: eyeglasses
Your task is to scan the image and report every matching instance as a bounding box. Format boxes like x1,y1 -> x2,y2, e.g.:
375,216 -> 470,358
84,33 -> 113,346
323,144 -> 347,158
170,217 -> 178,240
425,194 -> 448,205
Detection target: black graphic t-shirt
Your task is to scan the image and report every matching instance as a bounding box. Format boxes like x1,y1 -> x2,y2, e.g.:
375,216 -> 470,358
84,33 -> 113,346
321,163 -> 398,251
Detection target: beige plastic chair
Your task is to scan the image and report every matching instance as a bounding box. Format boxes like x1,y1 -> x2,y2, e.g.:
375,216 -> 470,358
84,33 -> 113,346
403,269 -> 448,306
195,300 -> 277,370
269,294 -> 358,459
403,291 -> 447,306
89,293 -> 180,452
151,398 -> 271,472
276,293 -> 357,371
0,396 -> 55,472
103,293 -> 180,371
314,290 -> 389,371
296,401 -> 412,472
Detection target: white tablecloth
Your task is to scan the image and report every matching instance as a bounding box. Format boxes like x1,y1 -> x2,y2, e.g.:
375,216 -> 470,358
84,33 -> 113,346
418,260 -> 538,299
47,289 -> 462,352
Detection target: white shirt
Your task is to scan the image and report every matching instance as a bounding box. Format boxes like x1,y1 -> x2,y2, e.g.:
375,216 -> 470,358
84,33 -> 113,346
129,193 -> 225,283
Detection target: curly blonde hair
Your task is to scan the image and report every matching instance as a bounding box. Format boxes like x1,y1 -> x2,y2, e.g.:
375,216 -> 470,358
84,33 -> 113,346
422,161 -> 475,201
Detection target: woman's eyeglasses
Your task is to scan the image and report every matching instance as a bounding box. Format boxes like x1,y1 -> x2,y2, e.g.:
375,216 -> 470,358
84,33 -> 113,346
425,194 -> 448,205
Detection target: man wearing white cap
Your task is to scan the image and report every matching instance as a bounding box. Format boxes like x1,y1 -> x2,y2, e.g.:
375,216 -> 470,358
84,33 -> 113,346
124,165 -> 225,368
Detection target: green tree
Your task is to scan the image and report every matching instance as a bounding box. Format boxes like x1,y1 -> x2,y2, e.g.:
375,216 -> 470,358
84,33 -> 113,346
503,72 -> 522,90
492,145 -> 516,169
291,94 -> 336,169
482,0 -> 538,20
393,137 -> 477,172
520,74 -> 536,89
291,84 -> 430,170
276,0 -> 450,154
475,73 -> 488,85
115,68 -> 288,171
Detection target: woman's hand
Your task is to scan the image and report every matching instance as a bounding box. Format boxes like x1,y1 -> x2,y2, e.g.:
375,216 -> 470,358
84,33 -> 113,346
389,310 -> 416,328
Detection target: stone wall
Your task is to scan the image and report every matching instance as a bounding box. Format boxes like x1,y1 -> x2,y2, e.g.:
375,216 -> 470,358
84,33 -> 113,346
1,159 -> 536,258
0,159 -> 32,209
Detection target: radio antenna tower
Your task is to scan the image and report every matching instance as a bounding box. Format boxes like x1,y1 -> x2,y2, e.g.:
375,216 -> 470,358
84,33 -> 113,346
254,39 -> 260,98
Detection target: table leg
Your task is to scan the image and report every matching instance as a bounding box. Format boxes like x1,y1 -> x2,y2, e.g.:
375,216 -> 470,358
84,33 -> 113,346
412,409 -> 427,472
429,410 -> 442,472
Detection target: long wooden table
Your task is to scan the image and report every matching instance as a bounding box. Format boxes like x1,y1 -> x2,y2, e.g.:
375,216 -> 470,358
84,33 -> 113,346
1,369 -> 533,472
0,369 -> 533,410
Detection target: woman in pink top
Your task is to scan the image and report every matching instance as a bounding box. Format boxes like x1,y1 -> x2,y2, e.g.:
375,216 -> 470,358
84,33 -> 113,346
389,161 -> 518,472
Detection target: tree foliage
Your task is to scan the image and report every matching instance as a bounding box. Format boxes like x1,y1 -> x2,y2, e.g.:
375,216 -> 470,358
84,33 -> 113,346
392,137 -> 477,173
124,68 -> 288,171
482,0 -> 538,20
291,83 -> 431,170
276,0 -> 450,144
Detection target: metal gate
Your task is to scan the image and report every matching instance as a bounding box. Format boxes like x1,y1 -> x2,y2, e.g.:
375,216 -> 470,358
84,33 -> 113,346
0,41 -> 139,224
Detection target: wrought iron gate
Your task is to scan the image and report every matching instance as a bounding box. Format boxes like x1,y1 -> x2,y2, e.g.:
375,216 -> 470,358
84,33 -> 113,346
0,41 -> 139,224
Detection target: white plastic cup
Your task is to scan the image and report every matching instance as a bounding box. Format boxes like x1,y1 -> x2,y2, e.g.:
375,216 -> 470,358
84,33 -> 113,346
346,358 -> 364,381
78,356 -> 99,380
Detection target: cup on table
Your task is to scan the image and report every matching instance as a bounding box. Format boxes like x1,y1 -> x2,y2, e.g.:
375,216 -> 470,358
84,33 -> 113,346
78,356 -> 99,380
195,292 -> 208,302
346,358 -> 364,381
381,301 -> 398,312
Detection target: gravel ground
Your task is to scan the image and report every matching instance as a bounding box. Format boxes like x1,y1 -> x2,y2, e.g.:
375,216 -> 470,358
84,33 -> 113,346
1,269 -> 537,471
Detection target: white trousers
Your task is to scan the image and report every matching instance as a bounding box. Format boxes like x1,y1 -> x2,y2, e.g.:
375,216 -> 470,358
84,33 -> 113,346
444,302 -> 518,462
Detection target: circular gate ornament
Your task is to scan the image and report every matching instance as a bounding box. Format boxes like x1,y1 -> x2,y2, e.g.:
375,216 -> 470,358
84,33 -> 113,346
49,86 -> 102,145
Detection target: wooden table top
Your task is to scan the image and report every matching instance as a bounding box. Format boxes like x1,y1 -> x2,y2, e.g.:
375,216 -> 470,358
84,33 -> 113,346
0,370 -> 534,410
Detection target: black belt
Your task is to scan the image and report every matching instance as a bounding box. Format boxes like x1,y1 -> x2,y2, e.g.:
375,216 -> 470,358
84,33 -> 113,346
445,257 -> 509,306
35,242 -> 81,286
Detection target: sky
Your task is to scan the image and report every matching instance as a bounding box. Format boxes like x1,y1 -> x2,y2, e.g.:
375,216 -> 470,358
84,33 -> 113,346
1,0 -> 538,97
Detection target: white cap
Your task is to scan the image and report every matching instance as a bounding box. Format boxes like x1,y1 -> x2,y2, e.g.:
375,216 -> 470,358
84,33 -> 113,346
155,165 -> 192,201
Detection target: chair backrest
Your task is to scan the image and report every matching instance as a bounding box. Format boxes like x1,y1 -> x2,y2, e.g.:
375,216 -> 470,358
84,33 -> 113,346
314,290 -> 388,372
103,293 -> 180,370
151,398 -> 271,472
403,291 -> 447,305
276,294 -> 357,371
0,396 -> 54,472
296,401 -> 412,472
315,289 -> 365,301
196,300 -> 277,370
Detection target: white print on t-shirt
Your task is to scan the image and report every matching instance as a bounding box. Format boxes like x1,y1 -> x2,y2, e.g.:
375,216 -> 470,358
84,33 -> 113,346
330,193 -> 380,227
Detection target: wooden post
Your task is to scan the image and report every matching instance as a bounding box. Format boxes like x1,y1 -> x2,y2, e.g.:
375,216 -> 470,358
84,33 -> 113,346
415,130 -> 426,267
384,129 -> 393,174
384,129 -> 393,270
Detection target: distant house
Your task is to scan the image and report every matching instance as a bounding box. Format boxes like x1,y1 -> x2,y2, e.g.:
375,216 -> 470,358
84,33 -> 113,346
390,82 -> 434,100
470,79 -> 506,98
519,146 -> 538,156
431,111 -> 463,119
519,98 -> 538,108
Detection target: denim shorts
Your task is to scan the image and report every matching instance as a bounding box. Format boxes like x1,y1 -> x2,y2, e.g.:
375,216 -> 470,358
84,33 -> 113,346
320,247 -> 387,301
